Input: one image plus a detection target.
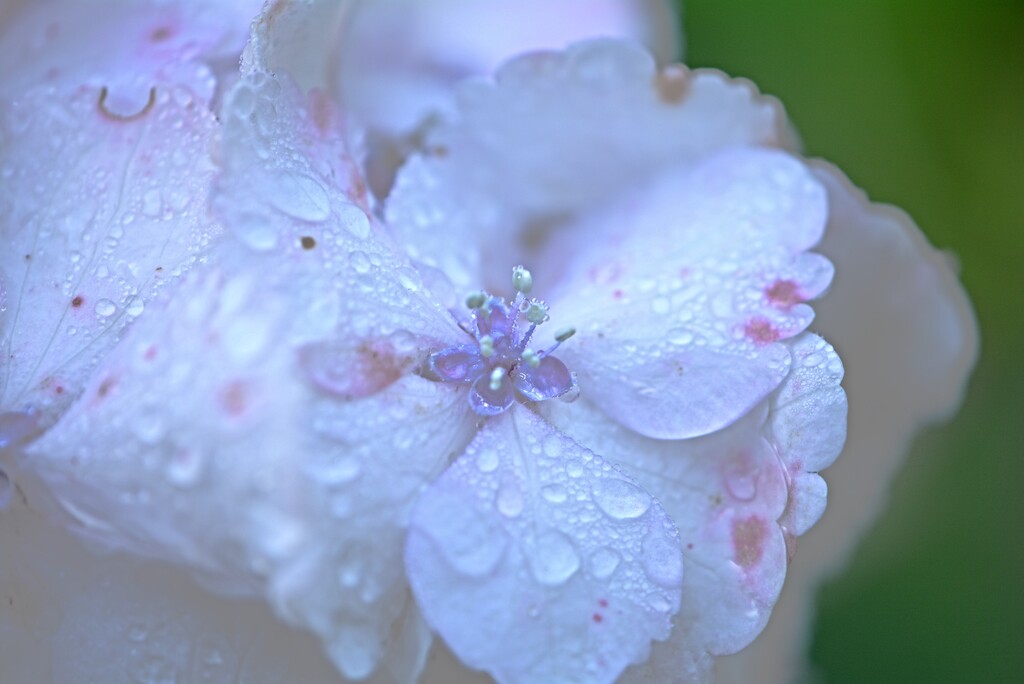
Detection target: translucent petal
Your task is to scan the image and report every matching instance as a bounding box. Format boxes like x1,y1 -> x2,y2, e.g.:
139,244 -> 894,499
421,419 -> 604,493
23,68 -> 474,681
549,147 -> 829,439
387,40 -> 789,293
337,0 -> 679,136
513,355 -> 575,402
542,332 -> 846,675
469,372 -> 515,416
429,345 -> 485,384
0,0 -> 260,106
718,164 -> 977,684
406,406 -> 683,684
0,81 -> 220,426
0,488 -> 404,684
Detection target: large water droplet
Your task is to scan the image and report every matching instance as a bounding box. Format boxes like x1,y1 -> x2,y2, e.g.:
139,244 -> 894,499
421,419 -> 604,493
476,449 -> 499,473
541,483 -> 568,504
496,477 -> 524,518
591,478 -> 651,520
269,172 -> 331,222
528,530 -> 580,586
338,203 -> 371,238
589,547 -> 621,579
641,529 -> 683,589
94,298 -> 116,317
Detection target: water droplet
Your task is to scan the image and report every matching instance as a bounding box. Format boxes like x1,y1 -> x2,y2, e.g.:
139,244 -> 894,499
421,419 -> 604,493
125,298 -> 145,317
528,530 -> 580,586
269,172 -> 331,222
317,456 -> 361,485
589,547 -> 621,579
542,434 -> 563,458
565,461 -> 584,478
641,530 -> 683,589
165,449 -> 204,487
94,298 -> 116,317
338,202 -> 371,238
725,462 -> 758,501
541,483 -> 568,504
141,189 -> 162,217
133,411 -> 165,444
476,449 -> 499,473
591,478 -> 651,520
496,477 -> 524,517
646,592 -> 672,613
350,250 -> 370,274
651,297 -> 670,315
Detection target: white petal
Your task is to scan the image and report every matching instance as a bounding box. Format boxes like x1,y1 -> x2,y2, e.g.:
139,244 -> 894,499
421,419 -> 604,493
23,69 -> 473,681
716,164 -> 977,684
541,332 -> 846,679
0,80 -> 220,425
550,148 -> 829,439
0,0 -> 259,106
386,40 -> 788,293
0,486 -> 356,684
406,406 -> 682,684
338,0 -> 679,136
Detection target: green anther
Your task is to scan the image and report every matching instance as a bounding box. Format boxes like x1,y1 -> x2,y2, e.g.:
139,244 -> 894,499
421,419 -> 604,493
554,326 -> 576,343
522,349 -> 541,368
479,335 -> 495,358
489,366 -> 505,391
466,291 -> 487,309
512,265 -> 533,294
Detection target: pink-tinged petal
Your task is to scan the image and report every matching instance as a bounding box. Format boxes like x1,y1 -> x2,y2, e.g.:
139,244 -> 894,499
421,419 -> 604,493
0,81 -> 220,426
718,165 -> 977,684
549,147 -> 829,439
386,41 -> 789,293
0,488 -> 396,684
542,332 -> 846,678
406,406 -> 682,684
22,70 -> 474,681
338,0 -> 679,137
0,0 -> 261,106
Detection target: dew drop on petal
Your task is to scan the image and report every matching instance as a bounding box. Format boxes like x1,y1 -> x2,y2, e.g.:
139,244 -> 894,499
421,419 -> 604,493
496,477 -> 524,518
527,529 -> 580,586
93,298 -> 116,317
541,483 -> 568,504
269,172 -> 331,222
589,547 -> 621,579
338,202 -> 371,238
640,529 -> 684,589
591,478 -> 652,520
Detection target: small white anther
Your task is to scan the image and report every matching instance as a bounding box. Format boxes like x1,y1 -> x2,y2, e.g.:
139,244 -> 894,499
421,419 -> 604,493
479,335 -> 495,358
554,326 -> 576,343
489,366 -> 505,391
466,291 -> 487,309
512,265 -> 533,294
525,300 -> 549,324
522,349 -> 541,368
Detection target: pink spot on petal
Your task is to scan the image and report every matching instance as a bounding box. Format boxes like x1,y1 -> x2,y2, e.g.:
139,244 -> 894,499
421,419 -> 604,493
744,318 -> 780,345
598,598 -> 608,608
732,516 -> 768,568
220,381 -> 248,417
766,279 -> 803,308
299,338 -> 414,400
592,613 -> 604,623
143,345 -> 159,361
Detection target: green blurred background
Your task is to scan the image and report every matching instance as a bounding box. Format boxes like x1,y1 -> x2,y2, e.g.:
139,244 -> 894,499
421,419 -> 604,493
680,1 -> 1022,682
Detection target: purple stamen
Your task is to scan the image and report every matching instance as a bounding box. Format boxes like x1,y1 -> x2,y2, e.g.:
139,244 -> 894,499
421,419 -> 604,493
427,266 -> 578,416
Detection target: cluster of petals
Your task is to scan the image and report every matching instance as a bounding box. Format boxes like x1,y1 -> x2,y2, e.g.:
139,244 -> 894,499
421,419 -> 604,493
0,2 -> 976,684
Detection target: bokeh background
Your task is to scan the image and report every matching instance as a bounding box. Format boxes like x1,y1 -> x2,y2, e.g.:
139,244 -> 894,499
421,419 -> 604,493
679,1 -> 1022,681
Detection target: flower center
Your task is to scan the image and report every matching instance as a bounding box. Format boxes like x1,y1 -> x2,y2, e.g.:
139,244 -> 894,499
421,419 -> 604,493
428,266 -> 578,416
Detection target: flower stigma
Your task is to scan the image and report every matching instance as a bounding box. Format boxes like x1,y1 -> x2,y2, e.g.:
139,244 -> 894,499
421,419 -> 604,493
427,266 -> 579,416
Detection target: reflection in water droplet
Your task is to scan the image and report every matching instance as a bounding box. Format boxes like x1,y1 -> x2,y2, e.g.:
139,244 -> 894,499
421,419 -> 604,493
125,298 -> 145,317
528,530 -> 580,586
591,478 -> 651,520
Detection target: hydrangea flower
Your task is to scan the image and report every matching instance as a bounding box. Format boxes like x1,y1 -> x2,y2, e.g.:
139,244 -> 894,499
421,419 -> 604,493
0,2 -> 976,684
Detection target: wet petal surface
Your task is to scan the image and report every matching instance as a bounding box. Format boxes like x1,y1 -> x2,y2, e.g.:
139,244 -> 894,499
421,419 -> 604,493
407,407 -> 682,684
